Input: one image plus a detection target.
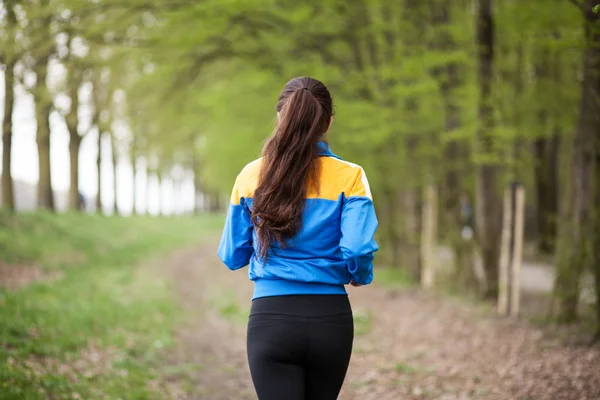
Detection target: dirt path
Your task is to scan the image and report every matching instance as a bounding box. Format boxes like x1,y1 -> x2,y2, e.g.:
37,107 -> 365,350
163,238 -> 600,400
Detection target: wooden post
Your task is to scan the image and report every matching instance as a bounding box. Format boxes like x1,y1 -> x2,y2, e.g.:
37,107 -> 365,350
510,185 -> 525,316
420,184 -> 438,289
497,187 -> 513,316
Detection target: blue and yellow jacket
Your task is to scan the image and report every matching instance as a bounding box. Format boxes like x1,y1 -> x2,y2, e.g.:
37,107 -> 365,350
218,143 -> 379,299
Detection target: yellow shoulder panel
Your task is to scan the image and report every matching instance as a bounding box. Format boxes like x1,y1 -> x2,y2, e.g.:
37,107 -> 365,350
231,156 -> 370,204
231,158 -> 263,205
306,157 -> 362,200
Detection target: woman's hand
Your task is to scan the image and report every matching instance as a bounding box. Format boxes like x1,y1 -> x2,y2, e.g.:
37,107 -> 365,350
350,280 -> 363,287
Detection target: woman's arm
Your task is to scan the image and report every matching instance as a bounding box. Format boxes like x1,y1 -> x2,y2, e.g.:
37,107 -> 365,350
217,176 -> 254,270
339,167 -> 379,285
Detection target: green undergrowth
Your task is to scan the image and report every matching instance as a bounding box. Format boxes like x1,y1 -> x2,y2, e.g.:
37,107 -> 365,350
375,267 -> 414,289
0,212 -> 222,399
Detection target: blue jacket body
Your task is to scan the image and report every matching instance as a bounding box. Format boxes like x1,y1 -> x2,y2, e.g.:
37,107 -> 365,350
218,143 -> 379,299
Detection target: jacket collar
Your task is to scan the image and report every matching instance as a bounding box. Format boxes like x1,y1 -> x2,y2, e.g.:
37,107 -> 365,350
317,141 -> 341,159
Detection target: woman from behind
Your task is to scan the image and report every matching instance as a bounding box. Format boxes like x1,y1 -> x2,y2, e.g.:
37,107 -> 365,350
218,76 -> 378,400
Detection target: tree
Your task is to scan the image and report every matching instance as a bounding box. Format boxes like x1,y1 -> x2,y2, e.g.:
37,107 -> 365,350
475,0 -> 502,298
27,0 -> 56,210
554,0 -> 600,322
1,0 -> 18,211
64,41 -> 87,211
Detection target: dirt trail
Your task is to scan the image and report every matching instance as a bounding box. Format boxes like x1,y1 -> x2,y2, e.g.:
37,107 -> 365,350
163,238 -> 600,400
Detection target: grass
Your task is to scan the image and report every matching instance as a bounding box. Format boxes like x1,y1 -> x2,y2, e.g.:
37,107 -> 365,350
0,211 -> 222,399
375,267 -> 414,289
393,362 -> 417,375
353,310 -> 373,336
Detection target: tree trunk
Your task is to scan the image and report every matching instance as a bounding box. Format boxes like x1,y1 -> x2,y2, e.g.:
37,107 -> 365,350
534,132 -> 560,254
555,3 -> 600,322
111,133 -> 119,216
193,171 -> 203,214
34,54 -> 55,211
130,139 -> 137,216
2,58 -> 16,211
433,1 -> 476,291
534,48 -> 560,254
592,9 -> 600,340
475,0 -> 501,298
66,71 -> 82,211
421,184 -> 438,289
593,148 -> 600,340
96,131 -> 103,214
36,108 -> 54,211
156,172 -> 163,216
69,136 -> 82,210
401,188 -> 422,281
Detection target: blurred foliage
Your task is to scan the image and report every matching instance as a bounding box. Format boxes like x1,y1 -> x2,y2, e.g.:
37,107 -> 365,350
1,0 -> 598,322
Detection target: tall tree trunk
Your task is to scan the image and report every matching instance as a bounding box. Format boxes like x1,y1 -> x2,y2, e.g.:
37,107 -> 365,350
475,0 -> 501,298
193,170 -> 202,214
2,58 -> 16,211
130,138 -> 137,216
534,48 -> 560,254
69,136 -> 82,210
96,131 -> 103,214
34,54 -> 55,211
36,105 -> 54,211
591,7 -> 600,340
111,133 -> 119,216
1,2 -> 17,210
66,67 -> 83,211
191,148 -> 203,215
555,2 -> 600,322
401,188 -> 422,280
534,132 -> 560,254
432,0 -> 476,290
156,172 -> 163,216
594,147 -> 600,341
91,71 -> 103,215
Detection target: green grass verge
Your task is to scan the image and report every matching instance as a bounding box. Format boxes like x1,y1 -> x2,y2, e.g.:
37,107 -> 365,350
0,211 -> 222,399
375,267 -> 414,289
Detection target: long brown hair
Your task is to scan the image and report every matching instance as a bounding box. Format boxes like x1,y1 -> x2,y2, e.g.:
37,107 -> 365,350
251,77 -> 333,260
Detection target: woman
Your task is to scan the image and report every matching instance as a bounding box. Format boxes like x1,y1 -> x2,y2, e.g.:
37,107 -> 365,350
218,76 -> 378,400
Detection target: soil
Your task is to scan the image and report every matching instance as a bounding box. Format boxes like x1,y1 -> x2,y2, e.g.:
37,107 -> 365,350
0,261 -> 61,290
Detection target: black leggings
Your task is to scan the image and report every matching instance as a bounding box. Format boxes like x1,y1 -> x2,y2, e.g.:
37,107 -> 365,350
247,295 -> 354,400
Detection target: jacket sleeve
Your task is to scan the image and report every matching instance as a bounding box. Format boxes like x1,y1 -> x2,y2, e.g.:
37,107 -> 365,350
339,167 -> 379,285
217,176 -> 254,270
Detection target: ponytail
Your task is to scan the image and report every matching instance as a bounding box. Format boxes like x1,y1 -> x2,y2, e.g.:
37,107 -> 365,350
251,77 -> 333,261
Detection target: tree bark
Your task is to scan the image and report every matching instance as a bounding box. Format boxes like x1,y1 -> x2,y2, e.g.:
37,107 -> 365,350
130,138 -> 137,216
2,58 -> 16,211
66,67 -> 83,211
34,70 -> 54,211
33,0 -> 54,211
193,171 -> 203,214
69,135 -> 82,210
555,2 -> 600,322
91,72 -> 103,215
534,132 -> 559,254
533,48 -> 560,254
475,0 -> 501,298
111,133 -> 120,216
401,188 -> 422,280
592,9 -> 600,340
96,131 -> 103,214
432,0 -> 476,290
593,147 -> 600,340
1,3 -> 17,211
156,172 -> 163,216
